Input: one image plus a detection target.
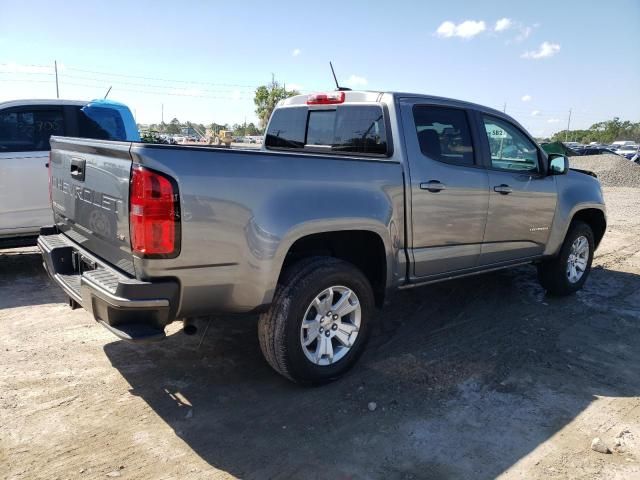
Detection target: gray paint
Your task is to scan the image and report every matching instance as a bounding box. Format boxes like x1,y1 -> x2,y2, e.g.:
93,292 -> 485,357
398,98 -> 489,277
45,91 -> 606,321
128,144 -> 405,315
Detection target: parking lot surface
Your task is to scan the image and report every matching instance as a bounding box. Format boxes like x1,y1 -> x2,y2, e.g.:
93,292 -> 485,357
1,186 -> 639,480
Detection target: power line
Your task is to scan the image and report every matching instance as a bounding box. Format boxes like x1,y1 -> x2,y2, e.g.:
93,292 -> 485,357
0,62 -> 52,70
57,73 -> 256,93
2,62 -> 318,92
0,70 -> 54,76
0,78 -> 55,84
64,65 -> 264,88
0,77 -> 255,100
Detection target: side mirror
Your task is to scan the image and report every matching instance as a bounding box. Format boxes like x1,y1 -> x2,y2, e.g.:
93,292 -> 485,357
548,153 -> 569,175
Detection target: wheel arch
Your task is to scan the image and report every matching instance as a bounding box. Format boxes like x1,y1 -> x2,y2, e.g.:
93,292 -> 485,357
275,227 -> 393,308
544,202 -> 607,257
571,208 -> 606,249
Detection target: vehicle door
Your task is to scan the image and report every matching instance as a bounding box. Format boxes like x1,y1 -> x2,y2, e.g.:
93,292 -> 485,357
0,106 -> 66,234
400,99 -> 489,278
475,113 -> 557,264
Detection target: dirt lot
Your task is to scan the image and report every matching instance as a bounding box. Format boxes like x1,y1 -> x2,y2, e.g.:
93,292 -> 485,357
1,186 -> 639,480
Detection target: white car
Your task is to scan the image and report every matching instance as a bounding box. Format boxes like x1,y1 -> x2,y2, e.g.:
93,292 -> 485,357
0,98 -> 138,247
615,144 -> 639,160
611,140 -> 636,148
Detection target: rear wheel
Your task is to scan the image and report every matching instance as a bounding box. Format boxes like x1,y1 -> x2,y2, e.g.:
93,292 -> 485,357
258,257 -> 374,384
537,221 -> 594,296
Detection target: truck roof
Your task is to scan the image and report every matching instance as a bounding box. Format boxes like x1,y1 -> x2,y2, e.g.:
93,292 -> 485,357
0,99 -> 88,109
279,90 -> 506,117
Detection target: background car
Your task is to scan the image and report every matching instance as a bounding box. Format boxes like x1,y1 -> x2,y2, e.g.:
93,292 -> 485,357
615,144 -> 639,159
0,98 -> 138,247
574,146 -> 619,156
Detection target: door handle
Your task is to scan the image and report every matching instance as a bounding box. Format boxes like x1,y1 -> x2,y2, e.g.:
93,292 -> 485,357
420,180 -> 446,193
494,184 -> 513,195
70,158 -> 86,182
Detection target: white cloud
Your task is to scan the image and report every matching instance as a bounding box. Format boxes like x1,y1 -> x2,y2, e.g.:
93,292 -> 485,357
292,48 -> 301,57
435,20 -> 486,39
531,110 -> 540,116
436,21 -> 456,37
547,118 -> 560,124
344,74 -> 368,88
502,22 -> 537,44
515,25 -> 533,42
521,94 -> 532,102
494,18 -> 512,32
521,41 -> 561,59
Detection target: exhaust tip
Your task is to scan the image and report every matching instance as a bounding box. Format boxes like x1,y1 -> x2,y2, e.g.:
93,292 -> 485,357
183,320 -> 198,336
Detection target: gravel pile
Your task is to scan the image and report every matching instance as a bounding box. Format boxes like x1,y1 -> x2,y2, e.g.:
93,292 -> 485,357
569,154 -> 640,188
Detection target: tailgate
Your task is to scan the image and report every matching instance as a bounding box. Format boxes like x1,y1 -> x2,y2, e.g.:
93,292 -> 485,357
49,137 -> 135,276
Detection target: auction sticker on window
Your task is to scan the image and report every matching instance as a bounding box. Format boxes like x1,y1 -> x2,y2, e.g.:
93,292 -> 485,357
486,125 -> 507,138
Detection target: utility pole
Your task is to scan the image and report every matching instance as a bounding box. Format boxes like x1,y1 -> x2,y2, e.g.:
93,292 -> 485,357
161,103 -> 164,124
565,108 -> 572,142
54,60 -> 59,98
503,102 -> 507,113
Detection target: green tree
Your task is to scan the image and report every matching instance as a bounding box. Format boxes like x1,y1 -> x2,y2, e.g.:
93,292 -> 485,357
232,123 -> 244,136
254,77 -> 299,128
550,118 -> 640,144
246,122 -> 260,135
166,117 -> 181,134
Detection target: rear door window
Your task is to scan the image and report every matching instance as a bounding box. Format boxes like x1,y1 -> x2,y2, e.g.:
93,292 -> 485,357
0,108 -> 65,153
412,106 -> 475,166
266,105 -> 389,156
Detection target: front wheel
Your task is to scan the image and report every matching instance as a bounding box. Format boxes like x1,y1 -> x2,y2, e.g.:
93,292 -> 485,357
537,221 -> 595,296
258,257 -> 374,384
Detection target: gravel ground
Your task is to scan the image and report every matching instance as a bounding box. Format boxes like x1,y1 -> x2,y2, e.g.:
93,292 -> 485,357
570,154 -> 640,188
1,187 -> 639,480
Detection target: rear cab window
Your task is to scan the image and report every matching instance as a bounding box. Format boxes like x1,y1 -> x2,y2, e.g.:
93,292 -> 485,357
266,104 -> 389,157
76,105 -> 127,140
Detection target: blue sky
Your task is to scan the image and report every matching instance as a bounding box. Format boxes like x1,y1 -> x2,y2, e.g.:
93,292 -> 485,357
1,0 -> 639,136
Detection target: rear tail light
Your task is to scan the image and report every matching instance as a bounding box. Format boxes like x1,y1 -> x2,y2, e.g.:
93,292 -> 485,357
129,165 -> 180,257
306,91 -> 345,105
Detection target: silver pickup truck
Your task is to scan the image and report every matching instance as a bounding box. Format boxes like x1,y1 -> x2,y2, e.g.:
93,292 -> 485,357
39,90 -> 606,384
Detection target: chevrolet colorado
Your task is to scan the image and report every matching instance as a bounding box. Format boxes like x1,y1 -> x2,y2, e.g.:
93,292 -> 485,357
39,90 -> 606,384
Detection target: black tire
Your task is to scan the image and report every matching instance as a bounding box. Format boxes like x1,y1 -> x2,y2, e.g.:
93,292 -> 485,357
258,257 -> 374,384
537,221 -> 595,296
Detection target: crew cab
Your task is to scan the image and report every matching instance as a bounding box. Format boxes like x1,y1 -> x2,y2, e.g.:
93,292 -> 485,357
39,90 -> 606,384
0,99 -> 138,247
